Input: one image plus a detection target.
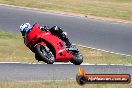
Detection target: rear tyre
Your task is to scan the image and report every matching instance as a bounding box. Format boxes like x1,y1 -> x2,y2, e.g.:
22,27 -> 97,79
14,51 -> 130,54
34,44 -> 55,64
70,53 -> 83,65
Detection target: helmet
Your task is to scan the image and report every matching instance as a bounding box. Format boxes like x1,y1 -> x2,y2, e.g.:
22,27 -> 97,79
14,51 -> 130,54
20,23 -> 31,32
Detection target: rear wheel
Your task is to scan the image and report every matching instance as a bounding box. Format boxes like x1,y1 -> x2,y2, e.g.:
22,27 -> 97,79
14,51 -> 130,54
34,44 -> 55,64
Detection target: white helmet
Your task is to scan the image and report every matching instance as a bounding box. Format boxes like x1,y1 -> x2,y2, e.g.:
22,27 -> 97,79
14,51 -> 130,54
20,23 -> 31,32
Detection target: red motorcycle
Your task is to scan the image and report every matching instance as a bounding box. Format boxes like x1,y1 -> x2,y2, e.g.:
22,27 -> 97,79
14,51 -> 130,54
24,23 -> 83,65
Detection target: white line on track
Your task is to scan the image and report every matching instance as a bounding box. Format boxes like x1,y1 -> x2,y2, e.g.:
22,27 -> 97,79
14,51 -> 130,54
0,62 -> 22,64
76,44 -> 132,57
0,62 -> 132,66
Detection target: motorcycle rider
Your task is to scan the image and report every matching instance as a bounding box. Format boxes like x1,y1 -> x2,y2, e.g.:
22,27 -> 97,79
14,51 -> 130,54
20,23 -> 71,47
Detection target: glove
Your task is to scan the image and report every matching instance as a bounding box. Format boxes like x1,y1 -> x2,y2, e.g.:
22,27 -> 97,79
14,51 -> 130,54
40,25 -> 50,31
63,32 -> 67,36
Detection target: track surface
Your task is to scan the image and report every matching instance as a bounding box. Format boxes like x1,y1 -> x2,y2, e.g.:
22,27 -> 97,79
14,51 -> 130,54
0,5 -> 132,81
0,5 -> 132,55
0,63 -> 132,82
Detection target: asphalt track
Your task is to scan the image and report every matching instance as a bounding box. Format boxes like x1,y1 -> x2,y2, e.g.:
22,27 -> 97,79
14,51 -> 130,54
0,5 -> 132,81
0,63 -> 132,82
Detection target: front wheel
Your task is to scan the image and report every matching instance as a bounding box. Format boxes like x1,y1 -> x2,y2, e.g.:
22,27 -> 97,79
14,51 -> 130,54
34,44 -> 55,64
70,53 -> 83,65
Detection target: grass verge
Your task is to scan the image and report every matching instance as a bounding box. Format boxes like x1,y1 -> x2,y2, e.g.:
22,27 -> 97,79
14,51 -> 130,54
0,80 -> 131,88
0,32 -> 35,63
0,0 -> 132,21
0,32 -> 132,64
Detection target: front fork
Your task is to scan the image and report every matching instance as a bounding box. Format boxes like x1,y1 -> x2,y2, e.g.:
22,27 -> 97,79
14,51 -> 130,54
32,42 -> 46,53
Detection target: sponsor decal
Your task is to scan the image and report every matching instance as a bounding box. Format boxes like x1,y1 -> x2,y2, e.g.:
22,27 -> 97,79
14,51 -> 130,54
76,67 -> 131,85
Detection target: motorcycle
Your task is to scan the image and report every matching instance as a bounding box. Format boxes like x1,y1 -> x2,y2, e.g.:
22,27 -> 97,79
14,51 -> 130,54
24,23 -> 83,65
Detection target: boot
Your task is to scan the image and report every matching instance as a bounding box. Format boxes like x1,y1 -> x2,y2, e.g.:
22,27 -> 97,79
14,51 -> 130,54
65,38 -> 72,48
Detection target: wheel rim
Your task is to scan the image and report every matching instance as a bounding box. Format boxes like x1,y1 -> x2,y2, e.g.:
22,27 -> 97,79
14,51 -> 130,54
39,45 -> 54,62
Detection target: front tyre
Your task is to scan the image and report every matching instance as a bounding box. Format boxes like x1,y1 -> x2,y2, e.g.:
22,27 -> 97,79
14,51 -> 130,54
35,54 -> 42,61
71,53 -> 83,65
34,44 -> 55,64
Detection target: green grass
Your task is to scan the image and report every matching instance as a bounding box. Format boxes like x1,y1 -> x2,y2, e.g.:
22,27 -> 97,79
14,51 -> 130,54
0,80 -> 131,88
0,32 -> 132,64
0,0 -> 132,21
79,47 -> 132,64
0,32 -> 35,63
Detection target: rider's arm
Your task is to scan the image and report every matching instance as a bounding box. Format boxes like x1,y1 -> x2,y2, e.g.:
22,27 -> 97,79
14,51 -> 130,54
40,25 -> 50,31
